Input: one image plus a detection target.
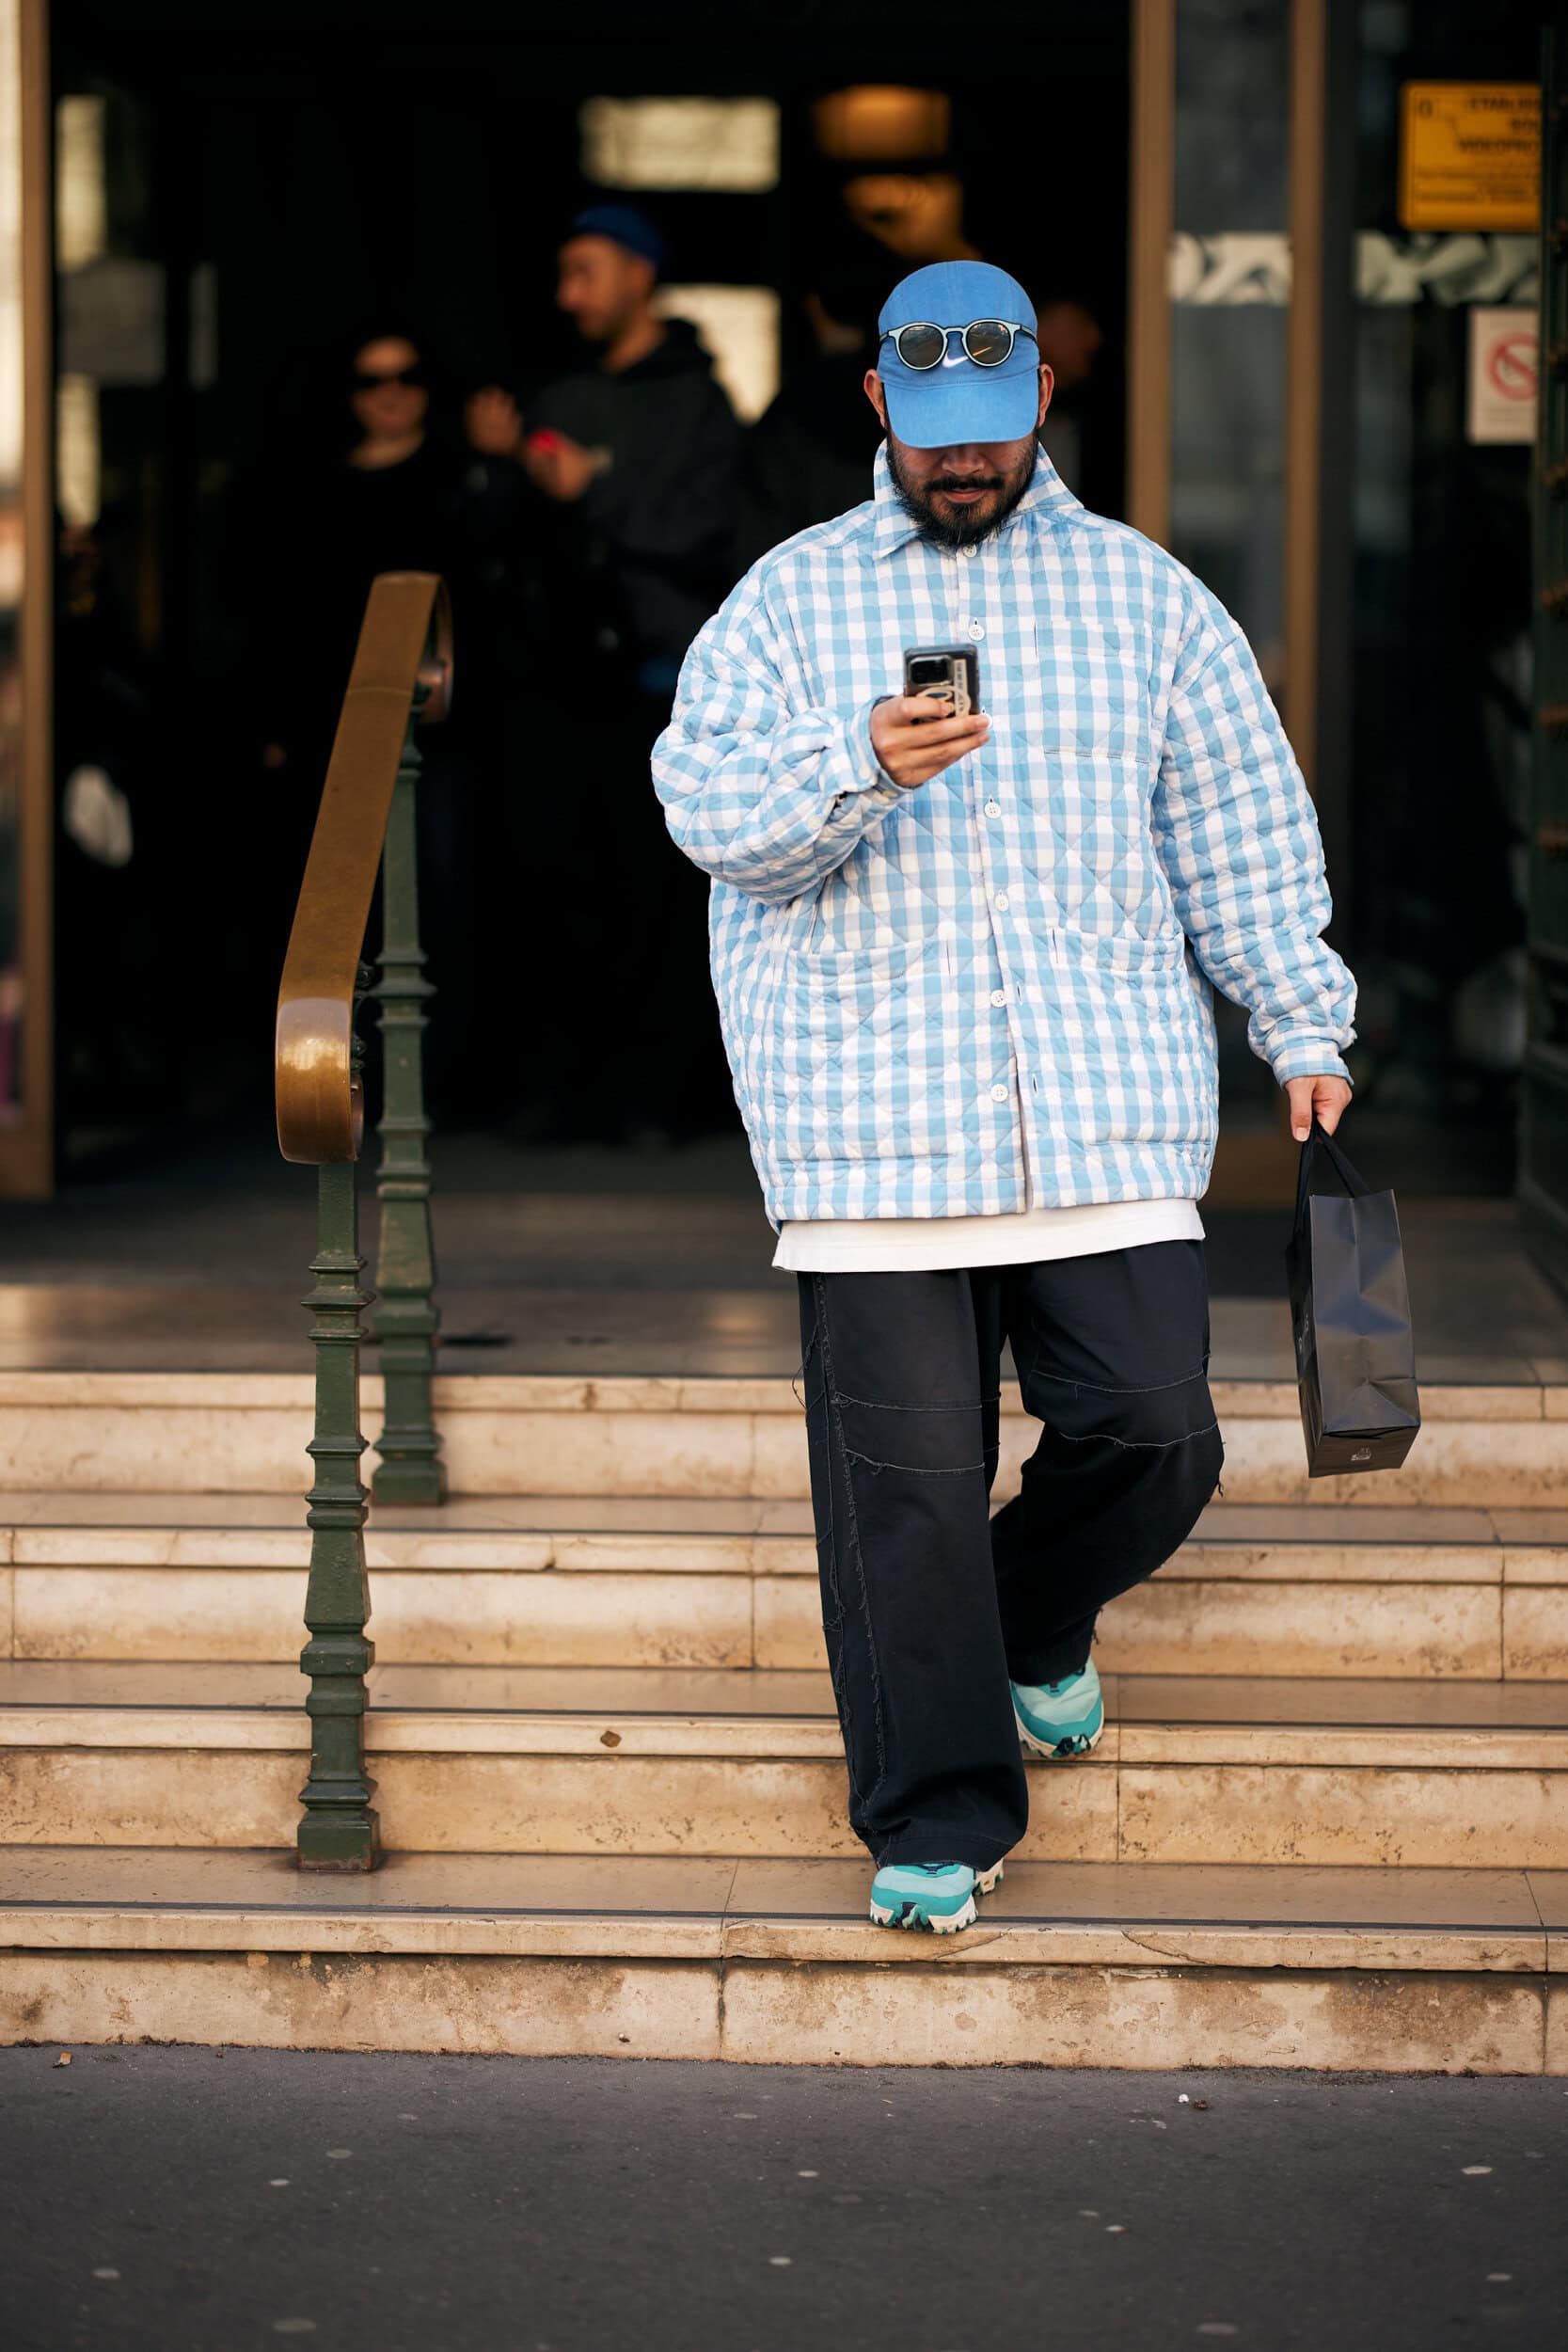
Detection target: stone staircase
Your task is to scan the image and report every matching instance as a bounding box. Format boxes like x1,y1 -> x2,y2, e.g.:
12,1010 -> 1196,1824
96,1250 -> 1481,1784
1,1370 -> 1565,2070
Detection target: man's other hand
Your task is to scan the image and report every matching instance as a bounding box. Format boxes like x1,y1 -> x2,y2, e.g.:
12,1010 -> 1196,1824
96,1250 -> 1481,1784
871,694 -> 991,789
1285,1073 -> 1352,1142
466,387 -> 522,457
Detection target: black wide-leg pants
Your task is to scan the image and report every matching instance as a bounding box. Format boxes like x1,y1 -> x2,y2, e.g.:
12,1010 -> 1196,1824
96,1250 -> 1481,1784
796,1242 -> 1224,1870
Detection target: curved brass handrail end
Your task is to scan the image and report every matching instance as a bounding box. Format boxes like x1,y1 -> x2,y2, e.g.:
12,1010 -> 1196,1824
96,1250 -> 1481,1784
277,995 -> 360,1165
275,571 -> 449,1166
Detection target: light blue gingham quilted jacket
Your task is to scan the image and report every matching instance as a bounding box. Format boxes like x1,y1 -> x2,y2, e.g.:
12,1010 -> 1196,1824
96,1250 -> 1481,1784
652,448 -> 1355,1225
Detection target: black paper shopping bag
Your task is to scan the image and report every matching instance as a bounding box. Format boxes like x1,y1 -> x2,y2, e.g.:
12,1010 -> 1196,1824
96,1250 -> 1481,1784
1286,1120 -> 1420,1476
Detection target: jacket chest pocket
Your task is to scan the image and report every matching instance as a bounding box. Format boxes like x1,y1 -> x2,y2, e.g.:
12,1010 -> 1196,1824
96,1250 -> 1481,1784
1029,621 -> 1148,757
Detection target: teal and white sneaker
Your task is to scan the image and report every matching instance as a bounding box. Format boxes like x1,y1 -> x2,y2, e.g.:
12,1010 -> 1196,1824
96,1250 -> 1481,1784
1011,1659 -> 1105,1759
868,1859 -> 1005,1934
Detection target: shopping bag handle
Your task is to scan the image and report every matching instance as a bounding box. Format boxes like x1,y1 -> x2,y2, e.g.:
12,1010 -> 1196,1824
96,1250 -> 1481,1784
1294,1115 -> 1368,1217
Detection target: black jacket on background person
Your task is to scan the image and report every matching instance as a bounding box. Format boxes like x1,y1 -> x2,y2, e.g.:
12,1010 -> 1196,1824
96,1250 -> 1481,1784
235,433 -> 536,779
523,317 -> 739,1137
530,318 -> 741,685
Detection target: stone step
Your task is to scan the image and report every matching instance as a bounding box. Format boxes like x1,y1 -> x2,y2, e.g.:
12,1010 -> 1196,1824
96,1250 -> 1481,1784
3,1662 -> 1565,1870
4,1374 -> 1565,1506
4,1498 -> 1565,1680
1,1848 -> 1562,2073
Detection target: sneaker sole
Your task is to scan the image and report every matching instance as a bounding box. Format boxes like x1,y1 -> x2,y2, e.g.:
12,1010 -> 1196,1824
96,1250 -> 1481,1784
869,1894 -> 978,1933
1014,1704 -> 1106,1761
868,1861 -> 1004,1934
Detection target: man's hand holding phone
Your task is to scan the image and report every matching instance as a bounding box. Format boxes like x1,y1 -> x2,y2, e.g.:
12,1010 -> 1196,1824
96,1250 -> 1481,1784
870,693 -> 990,787
871,644 -> 990,788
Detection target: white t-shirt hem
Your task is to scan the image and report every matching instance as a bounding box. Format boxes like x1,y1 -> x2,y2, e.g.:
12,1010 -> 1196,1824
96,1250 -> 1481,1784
773,1196 -> 1204,1274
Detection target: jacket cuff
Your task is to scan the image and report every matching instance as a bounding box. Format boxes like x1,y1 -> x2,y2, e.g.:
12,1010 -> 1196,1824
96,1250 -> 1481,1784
1269,1033 -> 1353,1085
853,695 -> 905,796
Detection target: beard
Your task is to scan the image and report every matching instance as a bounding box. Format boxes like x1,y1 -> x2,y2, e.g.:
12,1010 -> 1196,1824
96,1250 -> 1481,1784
887,434 -> 1040,549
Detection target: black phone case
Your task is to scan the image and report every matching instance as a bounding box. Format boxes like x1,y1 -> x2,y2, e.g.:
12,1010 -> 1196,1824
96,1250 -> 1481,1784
903,644 -> 981,710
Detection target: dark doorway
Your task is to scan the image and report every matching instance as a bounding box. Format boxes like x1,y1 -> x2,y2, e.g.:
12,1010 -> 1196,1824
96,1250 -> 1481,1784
48,0 -> 1130,1172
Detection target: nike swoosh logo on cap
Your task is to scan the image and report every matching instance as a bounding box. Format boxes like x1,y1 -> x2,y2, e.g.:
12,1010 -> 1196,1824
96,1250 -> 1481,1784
940,353 -> 968,368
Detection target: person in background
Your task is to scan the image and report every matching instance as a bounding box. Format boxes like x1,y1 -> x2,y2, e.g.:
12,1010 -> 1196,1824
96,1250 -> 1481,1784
470,206 -> 740,1137
239,326 -> 535,1119
251,326 -> 531,772
733,247 -> 895,573
476,203 -> 742,707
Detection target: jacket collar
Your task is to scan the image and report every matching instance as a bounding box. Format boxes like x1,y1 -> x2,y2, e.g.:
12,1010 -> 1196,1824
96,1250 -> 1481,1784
870,441 -> 1081,562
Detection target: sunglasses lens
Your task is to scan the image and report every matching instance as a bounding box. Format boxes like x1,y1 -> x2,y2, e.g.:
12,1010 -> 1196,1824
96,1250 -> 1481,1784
895,325 -> 947,371
963,321 -> 1014,368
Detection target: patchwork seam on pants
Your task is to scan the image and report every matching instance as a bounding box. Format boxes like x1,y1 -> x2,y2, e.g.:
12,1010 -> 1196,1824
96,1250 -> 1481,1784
810,1273 -> 889,1804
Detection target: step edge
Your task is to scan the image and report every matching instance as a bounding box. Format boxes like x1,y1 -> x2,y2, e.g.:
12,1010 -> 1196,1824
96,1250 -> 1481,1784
3,1704 -> 1567,1768
8,1534 -> 1549,1563
0,1902 -> 1547,1974
0,1372 -> 1560,1422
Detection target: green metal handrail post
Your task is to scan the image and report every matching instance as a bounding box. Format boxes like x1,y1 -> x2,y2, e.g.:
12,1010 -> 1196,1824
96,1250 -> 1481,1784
278,573 -> 452,1869
371,675 -> 448,1503
297,1004 -> 380,1869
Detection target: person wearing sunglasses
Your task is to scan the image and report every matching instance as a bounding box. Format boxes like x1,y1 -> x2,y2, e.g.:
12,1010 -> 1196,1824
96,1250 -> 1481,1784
235,322 -> 543,1117
346,336 -> 431,469
654,259 -> 1355,1934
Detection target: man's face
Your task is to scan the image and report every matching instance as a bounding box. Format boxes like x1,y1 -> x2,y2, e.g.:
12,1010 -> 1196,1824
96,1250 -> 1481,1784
863,368 -> 1053,548
557,234 -> 654,344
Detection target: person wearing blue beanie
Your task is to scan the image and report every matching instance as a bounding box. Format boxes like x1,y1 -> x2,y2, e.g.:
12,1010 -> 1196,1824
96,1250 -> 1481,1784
510,201 -> 742,1137
524,200 -> 738,691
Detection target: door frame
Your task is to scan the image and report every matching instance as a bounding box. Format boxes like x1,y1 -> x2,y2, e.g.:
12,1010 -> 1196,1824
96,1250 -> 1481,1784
1127,0 -> 1342,803
1126,0 -> 1347,1208
0,0 -> 54,1198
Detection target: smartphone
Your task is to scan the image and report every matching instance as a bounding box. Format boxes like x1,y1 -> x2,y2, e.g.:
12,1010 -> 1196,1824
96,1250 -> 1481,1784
904,644 -> 981,718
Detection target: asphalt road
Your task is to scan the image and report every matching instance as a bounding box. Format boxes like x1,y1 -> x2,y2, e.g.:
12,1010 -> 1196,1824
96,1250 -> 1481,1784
1,2048 -> 1564,2350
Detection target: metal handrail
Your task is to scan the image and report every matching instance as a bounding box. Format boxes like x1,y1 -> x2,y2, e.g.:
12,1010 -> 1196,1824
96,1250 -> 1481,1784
275,570 -> 452,1873
277,571 -> 451,1164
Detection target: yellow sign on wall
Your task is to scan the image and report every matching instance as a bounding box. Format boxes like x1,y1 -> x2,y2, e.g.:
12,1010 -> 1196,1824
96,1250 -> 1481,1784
1400,83 -> 1540,232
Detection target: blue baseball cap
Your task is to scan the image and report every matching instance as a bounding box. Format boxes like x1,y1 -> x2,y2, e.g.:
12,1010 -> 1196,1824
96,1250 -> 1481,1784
877,261 -> 1039,449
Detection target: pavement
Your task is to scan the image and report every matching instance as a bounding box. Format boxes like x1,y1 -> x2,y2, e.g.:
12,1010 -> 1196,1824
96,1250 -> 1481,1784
1,2048 -> 1564,2350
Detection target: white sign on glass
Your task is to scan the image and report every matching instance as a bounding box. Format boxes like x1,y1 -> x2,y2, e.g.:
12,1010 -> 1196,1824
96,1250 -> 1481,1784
1466,306 -> 1537,444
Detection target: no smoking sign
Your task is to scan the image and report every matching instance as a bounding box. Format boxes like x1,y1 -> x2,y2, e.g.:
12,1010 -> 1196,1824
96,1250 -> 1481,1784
1469,306 -> 1538,443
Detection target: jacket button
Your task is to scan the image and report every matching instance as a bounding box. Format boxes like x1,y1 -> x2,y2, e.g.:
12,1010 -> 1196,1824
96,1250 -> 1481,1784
990,989 -> 1007,1007
990,1083 -> 1009,1103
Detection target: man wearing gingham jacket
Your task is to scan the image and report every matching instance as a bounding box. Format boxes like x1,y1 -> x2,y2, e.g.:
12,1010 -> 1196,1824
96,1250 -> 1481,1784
653,261 -> 1355,1936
